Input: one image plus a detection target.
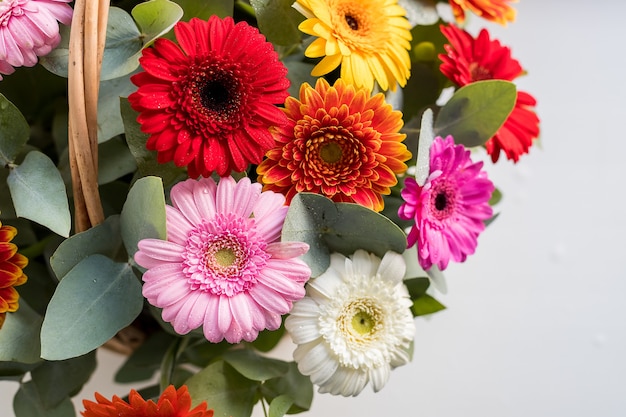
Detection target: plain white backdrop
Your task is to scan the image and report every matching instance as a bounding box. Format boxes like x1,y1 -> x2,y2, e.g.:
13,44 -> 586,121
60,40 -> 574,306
2,1 -> 626,415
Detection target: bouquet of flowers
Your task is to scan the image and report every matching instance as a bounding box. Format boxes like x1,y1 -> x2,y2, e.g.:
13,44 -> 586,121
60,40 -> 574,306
0,0 -> 539,415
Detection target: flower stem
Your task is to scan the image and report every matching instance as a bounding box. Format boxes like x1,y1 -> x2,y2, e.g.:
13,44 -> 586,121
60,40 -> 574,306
159,336 -> 190,391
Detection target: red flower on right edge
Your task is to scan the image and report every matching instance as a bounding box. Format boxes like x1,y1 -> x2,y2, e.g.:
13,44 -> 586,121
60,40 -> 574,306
439,24 -> 540,163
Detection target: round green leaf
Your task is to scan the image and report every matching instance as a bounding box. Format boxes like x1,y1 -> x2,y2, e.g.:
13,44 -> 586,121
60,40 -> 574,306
40,254 -> 143,360
98,137 -> 138,185
222,349 -> 289,382
7,151 -> 71,237
250,0 -> 304,46
434,80 -> 517,147
269,395 -> 293,417
50,215 -> 124,280
0,301 -> 43,364
186,360 -> 258,417
120,176 -> 166,258
0,93 -> 29,166
14,381 -> 75,417
282,193 -> 407,277
132,0 -> 184,48
97,75 -> 137,143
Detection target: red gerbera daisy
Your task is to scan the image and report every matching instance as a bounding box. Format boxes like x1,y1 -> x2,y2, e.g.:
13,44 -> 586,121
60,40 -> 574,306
439,24 -> 540,162
128,16 -> 290,178
81,385 -> 213,417
0,221 -> 28,329
257,78 -> 411,212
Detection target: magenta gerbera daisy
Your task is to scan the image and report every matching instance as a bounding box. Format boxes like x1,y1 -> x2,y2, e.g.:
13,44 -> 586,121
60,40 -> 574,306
0,0 -> 73,80
128,16 -> 290,178
398,136 -> 494,270
134,176 -> 311,344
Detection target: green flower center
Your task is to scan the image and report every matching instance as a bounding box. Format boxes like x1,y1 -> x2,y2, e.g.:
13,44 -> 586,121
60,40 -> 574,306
320,142 -> 343,163
351,310 -> 375,335
214,248 -> 236,267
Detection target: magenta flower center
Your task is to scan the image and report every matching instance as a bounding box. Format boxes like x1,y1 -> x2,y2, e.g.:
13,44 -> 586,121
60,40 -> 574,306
429,180 -> 457,220
182,213 -> 269,297
175,56 -> 248,134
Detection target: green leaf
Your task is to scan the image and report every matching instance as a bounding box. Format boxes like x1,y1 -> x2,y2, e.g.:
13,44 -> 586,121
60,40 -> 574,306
0,361 -> 38,381
284,60 -> 317,99
250,0 -> 304,46
411,294 -> 446,317
261,361 -> 313,413
173,0 -> 234,21
282,193 -> 407,277
40,254 -> 143,360
7,151 -> 71,237
434,80 -> 516,147
97,75 -> 138,143
0,94 -> 30,166
14,381 -> 75,417
31,351 -> 97,409
132,0 -> 184,47
186,360 -> 259,417
489,187 -> 502,206
115,331 -> 177,383
50,215 -> 124,280
269,394 -> 293,417
40,8 -> 143,81
248,324 -> 285,353
98,137 -> 138,184
120,176 -> 167,258
404,277 -> 430,300
222,349 -> 289,382
119,97 -> 187,186
0,300 -> 43,364
19,260 -> 57,316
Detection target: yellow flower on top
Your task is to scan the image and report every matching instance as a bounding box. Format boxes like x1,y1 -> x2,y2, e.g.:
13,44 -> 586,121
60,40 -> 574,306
294,0 -> 412,92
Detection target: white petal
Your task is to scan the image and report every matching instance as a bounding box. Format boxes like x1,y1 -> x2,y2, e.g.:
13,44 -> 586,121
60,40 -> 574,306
378,251 -> 406,284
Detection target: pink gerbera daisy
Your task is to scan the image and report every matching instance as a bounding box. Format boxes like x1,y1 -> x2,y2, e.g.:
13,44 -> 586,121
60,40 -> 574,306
398,136 -> 494,270
134,176 -> 311,344
128,16 -> 290,178
0,0 -> 73,80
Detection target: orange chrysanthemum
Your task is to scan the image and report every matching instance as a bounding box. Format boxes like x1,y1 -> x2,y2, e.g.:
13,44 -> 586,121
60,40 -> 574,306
0,221 -> 28,329
257,78 -> 411,212
81,385 -> 213,417
448,0 -> 516,26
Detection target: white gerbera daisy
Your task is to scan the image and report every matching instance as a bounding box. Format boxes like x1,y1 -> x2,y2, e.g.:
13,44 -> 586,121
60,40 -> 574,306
285,250 -> 415,396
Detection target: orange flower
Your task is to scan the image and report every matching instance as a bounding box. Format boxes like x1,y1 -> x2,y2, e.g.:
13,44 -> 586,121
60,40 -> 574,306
257,78 -> 411,212
448,0 -> 516,26
0,221 -> 28,329
81,385 -> 213,417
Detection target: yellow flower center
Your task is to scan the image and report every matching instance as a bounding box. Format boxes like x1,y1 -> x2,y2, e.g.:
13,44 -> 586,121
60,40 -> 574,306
351,310 -> 374,335
214,248 -> 236,267
339,298 -> 382,340
319,141 -> 343,163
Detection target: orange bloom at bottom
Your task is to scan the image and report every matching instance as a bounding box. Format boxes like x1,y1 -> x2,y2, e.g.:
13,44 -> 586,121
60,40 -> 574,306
81,385 -> 213,417
0,221 -> 28,329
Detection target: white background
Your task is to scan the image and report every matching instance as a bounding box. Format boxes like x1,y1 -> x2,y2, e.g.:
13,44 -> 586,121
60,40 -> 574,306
2,1 -> 626,415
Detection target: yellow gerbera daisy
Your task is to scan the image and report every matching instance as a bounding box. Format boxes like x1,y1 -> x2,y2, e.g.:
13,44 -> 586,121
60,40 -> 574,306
294,0 -> 412,92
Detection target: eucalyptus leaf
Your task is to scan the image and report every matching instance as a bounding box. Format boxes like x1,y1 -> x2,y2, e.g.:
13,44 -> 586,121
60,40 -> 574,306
0,361 -> 38,381
248,323 -> 285,353
0,300 -> 43,364
284,60 -> 317,99
97,75 -> 137,143
411,294 -> 446,317
222,349 -> 289,382
40,254 -> 143,360
115,331 -> 176,383
31,351 -> 97,409
261,361 -> 313,413
0,93 -> 30,166
132,0 -> 184,47
50,215 -> 124,280
434,80 -> 516,147
269,394 -> 293,417
404,277 -> 430,300
98,137 -> 138,185
14,381 -> 75,417
173,0 -> 234,21
186,360 -> 259,417
40,8 -> 143,81
120,176 -> 166,258
7,151 -> 71,237
282,193 -> 407,277
250,0 -> 304,46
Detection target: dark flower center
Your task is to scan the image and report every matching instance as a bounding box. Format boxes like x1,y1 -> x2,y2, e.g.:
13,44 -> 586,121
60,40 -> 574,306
320,142 -> 343,163
345,14 -> 359,30
430,181 -> 457,220
469,62 -> 493,82
200,79 -> 232,112
434,192 -> 447,211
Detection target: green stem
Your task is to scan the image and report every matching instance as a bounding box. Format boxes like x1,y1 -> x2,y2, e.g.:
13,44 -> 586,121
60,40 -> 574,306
260,396 -> 269,417
19,235 -> 55,260
235,0 -> 256,18
159,336 -> 190,391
